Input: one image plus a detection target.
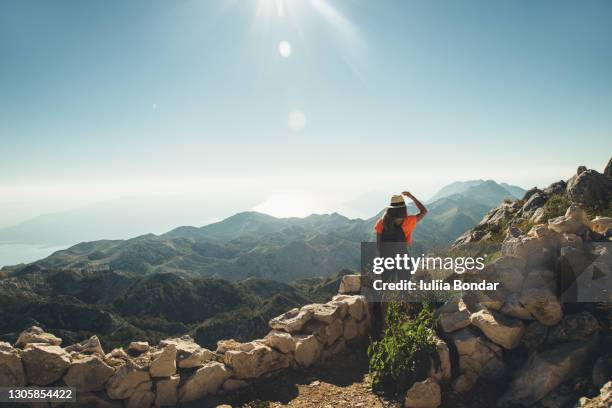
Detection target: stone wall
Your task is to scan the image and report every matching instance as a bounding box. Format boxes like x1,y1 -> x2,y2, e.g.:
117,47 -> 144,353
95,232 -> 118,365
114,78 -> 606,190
0,289 -> 372,407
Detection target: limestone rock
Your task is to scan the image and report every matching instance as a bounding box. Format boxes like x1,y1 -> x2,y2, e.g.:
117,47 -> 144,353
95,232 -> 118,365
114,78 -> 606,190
64,355 -> 114,392
519,268 -> 562,326
498,335 -> 598,407
0,343 -> 26,386
451,329 -> 505,380
439,307 -> 470,333
502,231 -> 561,267
160,335 -> 214,368
548,205 -> 590,235
149,344 -> 176,378
21,343 -> 71,385
222,378 -> 248,392
303,302 -> 347,323
404,378 -> 441,408
154,374 -> 179,407
216,339 -> 254,354
224,343 -> 291,379
332,295 -> 366,320
65,335 -> 105,356
178,362 -> 231,402
105,363 -> 151,400
469,308 -> 525,349
294,334 -> 322,368
269,307 -> 314,333
264,331 -> 296,354
127,342 -> 149,355
323,319 -> 343,345
321,337 -> 347,360
16,326 -> 62,348
338,274 -> 361,294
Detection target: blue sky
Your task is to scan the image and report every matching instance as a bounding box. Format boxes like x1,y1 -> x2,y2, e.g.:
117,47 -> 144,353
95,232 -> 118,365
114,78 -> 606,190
1,0 -> 611,218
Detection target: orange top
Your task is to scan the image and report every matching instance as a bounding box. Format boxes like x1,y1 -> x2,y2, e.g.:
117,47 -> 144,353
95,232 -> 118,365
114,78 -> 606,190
374,215 -> 418,246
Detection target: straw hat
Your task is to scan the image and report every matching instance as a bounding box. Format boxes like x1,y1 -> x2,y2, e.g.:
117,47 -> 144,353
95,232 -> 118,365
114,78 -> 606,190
387,194 -> 406,208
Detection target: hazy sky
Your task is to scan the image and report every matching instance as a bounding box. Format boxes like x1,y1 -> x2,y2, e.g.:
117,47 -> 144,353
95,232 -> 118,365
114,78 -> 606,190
1,0 -> 611,220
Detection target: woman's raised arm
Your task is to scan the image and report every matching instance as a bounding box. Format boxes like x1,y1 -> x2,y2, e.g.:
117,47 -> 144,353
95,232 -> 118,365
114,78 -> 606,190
402,191 -> 428,221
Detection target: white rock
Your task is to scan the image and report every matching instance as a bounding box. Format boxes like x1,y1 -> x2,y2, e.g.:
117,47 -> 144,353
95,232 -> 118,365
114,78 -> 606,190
154,374 -> 179,407
160,335 -> 214,368
0,344 -> 26,386
264,331 -> 296,354
21,343 -> 71,385
269,307 -> 314,333
339,274 -> 362,294
223,343 -> 291,379
294,334 -> 322,368
63,355 -> 114,392
149,344 -> 176,378
343,317 -> 359,341
332,295 -> 366,320
178,362 -> 231,402
64,335 -> 105,356
127,342 -> 149,354
469,308 -> 525,349
16,326 -> 62,348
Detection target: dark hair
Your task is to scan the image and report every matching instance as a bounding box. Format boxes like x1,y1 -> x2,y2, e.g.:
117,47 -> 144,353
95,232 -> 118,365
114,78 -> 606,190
383,206 -> 407,229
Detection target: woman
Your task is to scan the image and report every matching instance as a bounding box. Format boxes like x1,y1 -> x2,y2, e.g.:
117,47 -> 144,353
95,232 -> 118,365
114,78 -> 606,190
375,191 -> 428,287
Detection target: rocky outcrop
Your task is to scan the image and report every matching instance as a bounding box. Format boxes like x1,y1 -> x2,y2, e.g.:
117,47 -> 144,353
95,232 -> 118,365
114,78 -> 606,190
576,381 -> 612,408
63,355 -> 114,392
177,362 -> 230,402
16,326 -> 62,347
469,308 -> 525,349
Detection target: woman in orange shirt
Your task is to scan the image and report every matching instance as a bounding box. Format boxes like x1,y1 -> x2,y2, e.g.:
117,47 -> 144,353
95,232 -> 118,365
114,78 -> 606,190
375,191 -> 428,285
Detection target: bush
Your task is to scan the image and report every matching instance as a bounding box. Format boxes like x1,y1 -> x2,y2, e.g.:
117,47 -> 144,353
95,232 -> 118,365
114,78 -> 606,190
368,302 -> 439,396
541,194 -> 570,222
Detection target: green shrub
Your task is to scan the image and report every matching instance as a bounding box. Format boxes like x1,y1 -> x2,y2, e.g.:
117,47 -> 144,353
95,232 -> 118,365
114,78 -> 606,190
367,302 -> 439,396
541,194 -> 570,222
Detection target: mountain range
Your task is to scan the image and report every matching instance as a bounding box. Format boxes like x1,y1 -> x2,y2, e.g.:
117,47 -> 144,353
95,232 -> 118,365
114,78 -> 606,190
0,179 -> 525,349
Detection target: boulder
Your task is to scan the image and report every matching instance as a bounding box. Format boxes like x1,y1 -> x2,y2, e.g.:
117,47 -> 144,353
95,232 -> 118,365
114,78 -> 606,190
452,370 -> 477,394
0,343 -> 26,386
519,268 -> 562,326
469,308 -> 525,349
451,329 -> 505,381
222,378 -> 249,392
591,216 -> 612,235
404,378 -> 441,408
127,342 -> 149,355
223,343 -> 291,379
547,312 -> 600,345
576,381 -> 612,408
323,319 -> 343,345
154,374 -> 179,407
125,384 -> 155,408
294,334 -> 322,368
566,168 -> 612,210
548,206 -> 590,235
160,335 -> 214,368
21,343 -> 71,385
303,302 -> 347,323
500,293 -> 533,320
338,274 -> 362,294
498,335 -> 598,407
502,229 -> 562,267
63,355 -> 114,392
65,335 -> 105,356
105,363 -> 151,400
438,304 -> 470,333
216,339 -> 254,354
264,331 -> 296,354
16,326 -> 62,348
269,307 -> 314,333
149,344 -> 176,378
178,362 -> 231,402
332,295 -> 366,320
